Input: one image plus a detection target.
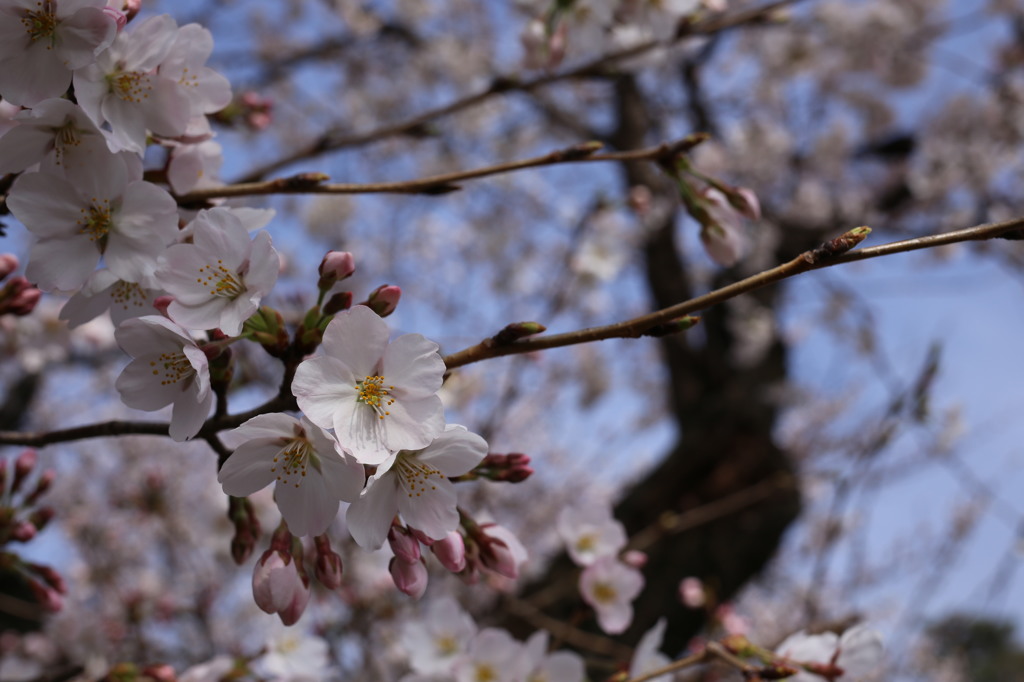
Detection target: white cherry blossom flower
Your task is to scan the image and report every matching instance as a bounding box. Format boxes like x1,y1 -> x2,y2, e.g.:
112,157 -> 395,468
452,628 -> 524,682
776,625 -> 884,682
401,597 -> 477,675
629,618 -> 672,682
522,630 -> 585,682
0,0 -> 117,106
0,98 -> 111,186
158,22 -> 231,117
346,425 -> 487,550
114,315 -> 212,442
218,413 -> 365,537
292,304 -> 446,465
253,627 -> 336,681
557,504 -> 627,566
579,556 -> 644,634
72,14 -> 191,153
59,268 -> 162,328
8,154 -> 178,291
157,208 -> 279,335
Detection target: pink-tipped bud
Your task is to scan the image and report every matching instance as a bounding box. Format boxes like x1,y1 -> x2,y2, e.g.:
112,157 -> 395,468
252,548 -> 307,618
322,291 -> 353,316
23,470 -> 55,506
0,254 -> 18,280
727,186 -> 761,221
27,579 -> 63,613
389,557 -> 428,599
29,563 -> 67,594
431,531 -> 466,573
621,550 -> 648,569
363,285 -> 401,317
12,448 -> 37,493
388,525 -> 421,564
0,278 -> 41,317
28,507 -> 54,532
153,296 -> 174,318
679,576 -> 705,608
317,251 -> 355,291
278,582 -> 311,626
123,0 -> 142,21
11,521 -> 36,542
313,534 -> 344,590
141,664 -> 176,682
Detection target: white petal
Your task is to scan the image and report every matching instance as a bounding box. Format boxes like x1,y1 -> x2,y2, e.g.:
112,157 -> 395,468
218,438 -> 283,496
320,305 -> 389,376
292,356 -> 355,429
397,475 -> 459,541
276,475 -> 340,537
346,477 -> 400,550
169,387 -> 212,441
381,395 -> 445,454
417,425 -> 488,477
382,333 -> 444,399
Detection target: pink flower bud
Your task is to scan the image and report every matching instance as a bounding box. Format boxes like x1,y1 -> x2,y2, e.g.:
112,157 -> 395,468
0,254 -> 18,280
28,563 -> 66,594
27,579 -> 63,612
124,0 -> 142,21
679,576 -> 705,608
431,531 -> 466,573
141,664 -> 176,682
152,296 -> 174,318
621,549 -> 648,569
8,284 -> 41,316
322,291 -> 353,316
480,536 -> 517,579
389,557 -> 428,599
252,549 -> 307,617
28,507 -> 54,532
388,525 -> 421,564
12,448 -> 37,493
24,470 -> 55,506
278,582 -> 311,626
11,521 -> 36,542
732,186 -> 761,221
363,285 -> 401,317
317,251 -> 355,290
313,535 -> 344,590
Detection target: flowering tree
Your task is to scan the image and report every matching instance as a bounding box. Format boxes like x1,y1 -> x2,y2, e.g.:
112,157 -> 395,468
0,0 -> 1022,680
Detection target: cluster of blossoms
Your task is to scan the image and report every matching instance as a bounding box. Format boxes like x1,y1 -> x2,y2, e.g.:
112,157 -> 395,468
520,0 -> 728,70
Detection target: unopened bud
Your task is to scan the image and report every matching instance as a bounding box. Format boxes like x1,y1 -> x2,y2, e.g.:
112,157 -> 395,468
313,534 -> 344,590
389,557 -> 428,599
23,470 -> 55,506
153,295 -> 174,318
363,285 -> 401,317
12,448 -> 37,493
621,549 -> 647,569
0,278 -> 41,316
26,578 -> 63,612
0,254 -> 18,280
491,322 -> 547,346
727,186 -> 761,221
28,507 -> 54,532
141,664 -> 176,682
124,0 -> 142,21
317,251 -> 355,291
431,531 -> 466,573
322,291 -> 352,315
641,316 -> 700,338
11,521 -> 36,542
28,563 -> 66,594
388,524 -> 421,564
242,306 -> 289,357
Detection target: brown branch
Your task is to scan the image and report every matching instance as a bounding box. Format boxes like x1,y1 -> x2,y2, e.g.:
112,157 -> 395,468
2,215 -> 1021,449
442,217 -> 1024,370
176,137 -> 708,203
625,650 -> 708,682
501,596 -> 634,660
233,0 -> 801,183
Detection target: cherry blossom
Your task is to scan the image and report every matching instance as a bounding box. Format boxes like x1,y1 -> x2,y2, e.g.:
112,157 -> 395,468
522,630 -> 585,682
218,413 -> 365,537
251,547 -> 310,625
7,153 -> 178,291
776,625 -> 884,682
557,504 -> 628,566
292,304 -> 446,465
157,209 -> 279,335
0,0 -> 117,106
401,597 -> 477,675
452,628 -> 524,682
629,618 -> 672,682
113,316 -> 212,442
346,425 -> 487,550
58,268 -> 162,328
252,627 -> 336,681
72,14 -> 195,153
699,188 -> 749,267
0,98 -> 112,186
579,555 -> 644,634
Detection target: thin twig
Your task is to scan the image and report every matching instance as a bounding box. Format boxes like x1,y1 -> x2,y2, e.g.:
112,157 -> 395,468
233,0 -> 800,183
441,217 -> 1024,370
625,649 -> 708,682
176,137 -> 707,203
1,215 -> 1021,449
